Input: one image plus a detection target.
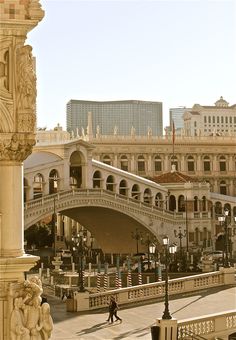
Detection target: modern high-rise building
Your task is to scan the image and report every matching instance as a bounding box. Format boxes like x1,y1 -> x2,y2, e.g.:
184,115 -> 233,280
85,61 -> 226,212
66,99 -> 163,136
169,107 -> 189,132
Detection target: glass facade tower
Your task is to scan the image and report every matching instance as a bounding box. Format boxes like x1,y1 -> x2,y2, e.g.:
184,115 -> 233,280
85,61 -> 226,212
67,100 -> 163,136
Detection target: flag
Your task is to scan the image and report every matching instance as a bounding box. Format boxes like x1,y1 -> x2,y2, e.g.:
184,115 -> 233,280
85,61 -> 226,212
172,121 -> 175,145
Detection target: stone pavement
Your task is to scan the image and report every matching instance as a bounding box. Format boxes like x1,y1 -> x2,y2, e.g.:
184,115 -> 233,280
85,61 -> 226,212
49,285 -> 236,340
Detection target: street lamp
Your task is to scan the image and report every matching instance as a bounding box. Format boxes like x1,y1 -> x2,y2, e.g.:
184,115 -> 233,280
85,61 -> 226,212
72,229 -> 87,292
149,242 -> 158,281
174,226 -> 187,271
131,228 -> 143,254
162,236 -> 177,320
174,227 -> 186,255
218,209 -> 233,268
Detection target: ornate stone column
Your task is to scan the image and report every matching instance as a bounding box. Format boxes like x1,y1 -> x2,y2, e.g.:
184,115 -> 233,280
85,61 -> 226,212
0,1 -> 45,339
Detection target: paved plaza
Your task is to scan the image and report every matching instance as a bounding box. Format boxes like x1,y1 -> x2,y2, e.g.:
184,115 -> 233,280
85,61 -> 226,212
49,285 -> 236,340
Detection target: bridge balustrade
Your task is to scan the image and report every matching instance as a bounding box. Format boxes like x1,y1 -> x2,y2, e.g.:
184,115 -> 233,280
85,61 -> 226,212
74,268 -> 234,312
178,310 -> 236,339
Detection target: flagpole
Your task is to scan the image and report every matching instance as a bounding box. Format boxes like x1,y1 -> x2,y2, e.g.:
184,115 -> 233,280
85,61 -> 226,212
172,121 -> 175,169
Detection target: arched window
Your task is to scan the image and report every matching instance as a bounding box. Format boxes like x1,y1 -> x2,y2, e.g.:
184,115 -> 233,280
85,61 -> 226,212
93,171 -> 102,188
49,169 -> 59,194
187,155 -> 195,172
233,206 -> 236,219
219,155 -> 226,172
215,202 -> 222,215
70,151 -> 83,189
220,180 -> 227,195
143,188 -> 152,205
194,196 -> 198,212
154,155 -> 162,172
106,175 -> 115,192
131,184 -> 140,200
155,192 -> 163,208
137,155 -> 145,172
203,156 -> 211,172
102,155 -> 112,165
33,173 -> 44,199
120,155 -> 128,171
119,179 -> 128,196
202,196 -> 207,211
224,204 -> 231,216
170,156 -> 178,171
169,195 -> 176,211
178,195 -> 185,212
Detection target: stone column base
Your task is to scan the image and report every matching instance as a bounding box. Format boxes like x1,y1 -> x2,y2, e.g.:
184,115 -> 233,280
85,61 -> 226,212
0,254 -> 39,340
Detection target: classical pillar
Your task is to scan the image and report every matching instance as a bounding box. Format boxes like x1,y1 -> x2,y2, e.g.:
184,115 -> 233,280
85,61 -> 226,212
0,2 -> 45,340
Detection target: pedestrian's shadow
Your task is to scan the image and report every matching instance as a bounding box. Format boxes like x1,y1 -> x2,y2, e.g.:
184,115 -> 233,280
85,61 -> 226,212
76,322 -> 114,336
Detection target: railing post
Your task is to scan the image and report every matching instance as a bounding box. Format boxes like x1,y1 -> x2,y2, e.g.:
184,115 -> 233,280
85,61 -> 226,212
155,318 -> 178,340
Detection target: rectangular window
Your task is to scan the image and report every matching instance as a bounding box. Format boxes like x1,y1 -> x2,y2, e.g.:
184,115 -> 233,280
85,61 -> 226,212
204,116 -> 207,123
189,232 -> 194,242
217,116 -> 219,123
220,162 -> 226,171
220,186 -> 227,195
155,162 -> 162,171
204,161 -> 210,171
138,162 -> 145,172
188,162 -> 194,171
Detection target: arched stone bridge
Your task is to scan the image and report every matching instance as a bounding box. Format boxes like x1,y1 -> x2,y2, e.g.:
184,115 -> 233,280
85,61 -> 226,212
23,140 -> 236,253
24,188 -> 186,253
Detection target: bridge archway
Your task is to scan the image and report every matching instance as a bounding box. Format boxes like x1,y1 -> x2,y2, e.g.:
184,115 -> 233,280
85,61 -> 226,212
61,206 -> 157,253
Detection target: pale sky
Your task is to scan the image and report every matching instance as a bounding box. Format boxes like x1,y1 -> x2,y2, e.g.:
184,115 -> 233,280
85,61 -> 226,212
27,0 -> 236,131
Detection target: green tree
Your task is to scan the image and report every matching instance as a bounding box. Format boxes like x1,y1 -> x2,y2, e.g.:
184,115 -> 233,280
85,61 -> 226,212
25,223 -> 52,248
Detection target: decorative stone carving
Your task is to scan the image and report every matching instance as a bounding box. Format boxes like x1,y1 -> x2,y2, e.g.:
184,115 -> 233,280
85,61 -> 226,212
0,49 -> 9,92
18,113 -> 36,133
28,0 -> 45,20
10,276 -> 53,340
10,297 -> 30,340
40,303 -> 53,340
0,134 -> 35,162
16,45 -> 36,112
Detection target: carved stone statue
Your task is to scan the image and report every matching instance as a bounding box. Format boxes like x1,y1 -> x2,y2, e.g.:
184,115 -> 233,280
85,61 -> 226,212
10,276 -> 53,340
16,45 -> 36,111
40,303 -> 53,340
96,125 -> 100,138
10,297 -> 30,340
131,126 -> 135,137
113,125 -> 118,136
147,126 -> 152,137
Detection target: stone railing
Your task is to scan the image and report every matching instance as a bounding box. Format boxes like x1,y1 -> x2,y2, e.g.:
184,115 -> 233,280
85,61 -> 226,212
74,267 -> 235,312
24,188 -> 186,228
177,310 -> 236,339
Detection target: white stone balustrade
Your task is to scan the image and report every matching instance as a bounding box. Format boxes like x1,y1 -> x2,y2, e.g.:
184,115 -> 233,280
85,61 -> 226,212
75,267 -> 235,312
177,310 -> 236,339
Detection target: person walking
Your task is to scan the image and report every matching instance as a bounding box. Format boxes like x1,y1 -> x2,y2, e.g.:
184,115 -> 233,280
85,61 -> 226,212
106,296 -> 122,323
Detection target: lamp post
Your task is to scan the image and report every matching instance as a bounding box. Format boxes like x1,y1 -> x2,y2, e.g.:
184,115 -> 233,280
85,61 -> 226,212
174,227 -> 186,255
162,236 -> 177,320
52,196 -> 57,257
218,209 -> 234,268
149,242 -> 158,281
72,229 -> 87,292
174,226 -> 186,271
131,228 -> 143,254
